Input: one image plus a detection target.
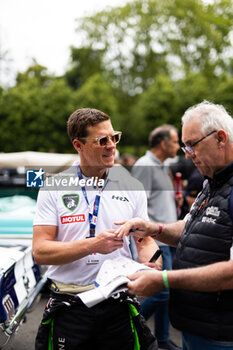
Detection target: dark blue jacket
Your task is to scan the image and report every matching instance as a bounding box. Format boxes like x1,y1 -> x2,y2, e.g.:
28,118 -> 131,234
170,162 -> 233,341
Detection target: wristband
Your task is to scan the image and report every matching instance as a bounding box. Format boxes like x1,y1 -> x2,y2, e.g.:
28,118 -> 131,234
158,224 -> 163,235
162,270 -> 170,289
152,223 -> 163,238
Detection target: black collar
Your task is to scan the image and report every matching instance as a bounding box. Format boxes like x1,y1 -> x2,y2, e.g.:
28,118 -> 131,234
209,161 -> 233,188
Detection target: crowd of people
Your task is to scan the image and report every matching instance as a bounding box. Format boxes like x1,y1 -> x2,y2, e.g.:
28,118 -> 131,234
33,100 -> 233,350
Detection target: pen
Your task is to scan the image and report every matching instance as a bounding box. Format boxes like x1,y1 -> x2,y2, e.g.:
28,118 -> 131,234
149,249 -> 162,263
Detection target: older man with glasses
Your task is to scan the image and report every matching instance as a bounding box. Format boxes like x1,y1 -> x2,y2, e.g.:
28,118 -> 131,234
116,101 -> 233,350
33,108 -> 158,350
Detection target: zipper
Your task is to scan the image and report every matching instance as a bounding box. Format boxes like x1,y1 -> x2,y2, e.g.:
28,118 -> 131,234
177,187 -> 211,258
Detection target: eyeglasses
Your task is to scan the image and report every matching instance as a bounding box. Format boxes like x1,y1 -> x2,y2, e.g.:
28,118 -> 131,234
181,130 -> 217,155
78,131 -> 122,146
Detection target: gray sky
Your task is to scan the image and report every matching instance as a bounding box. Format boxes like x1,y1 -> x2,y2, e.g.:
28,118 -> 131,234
0,0 -> 127,86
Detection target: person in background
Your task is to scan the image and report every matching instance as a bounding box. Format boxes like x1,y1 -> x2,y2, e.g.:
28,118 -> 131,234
119,153 -> 138,171
116,101 -> 233,350
131,125 -> 181,350
170,157 -> 196,183
33,108 -> 159,350
184,168 -> 204,210
169,157 -> 204,219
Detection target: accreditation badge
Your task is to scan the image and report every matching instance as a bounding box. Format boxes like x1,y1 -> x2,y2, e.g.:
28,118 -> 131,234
86,253 -> 100,265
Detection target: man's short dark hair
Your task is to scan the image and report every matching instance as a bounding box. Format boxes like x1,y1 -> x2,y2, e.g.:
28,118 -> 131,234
67,108 -> 110,142
149,124 -> 178,148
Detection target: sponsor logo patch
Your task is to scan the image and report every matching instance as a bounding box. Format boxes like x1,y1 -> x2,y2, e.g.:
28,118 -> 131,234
62,194 -> 79,211
202,216 -> 216,224
205,206 -> 220,217
61,214 -> 85,224
111,195 -> 129,202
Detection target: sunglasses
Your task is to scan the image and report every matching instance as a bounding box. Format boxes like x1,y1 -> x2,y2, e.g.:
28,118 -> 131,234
78,131 -> 122,147
181,130 -> 217,155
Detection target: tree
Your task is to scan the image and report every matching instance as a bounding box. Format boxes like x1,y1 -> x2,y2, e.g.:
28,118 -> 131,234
75,0 -> 233,93
176,72 -> 214,114
16,62 -> 54,86
65,47 -> 104,90
212,74 -> 233,115
1,0 -> 233,153
129,75 -> 180,147
0,67 -> 75,152
72,73 -> 120,129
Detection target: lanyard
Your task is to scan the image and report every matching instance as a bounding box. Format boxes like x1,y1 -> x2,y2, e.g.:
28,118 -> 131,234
77,165 -> 108,237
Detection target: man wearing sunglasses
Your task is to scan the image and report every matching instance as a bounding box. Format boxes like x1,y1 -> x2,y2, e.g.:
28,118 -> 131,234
116,101 -> 233,350
33,108 -> 158,350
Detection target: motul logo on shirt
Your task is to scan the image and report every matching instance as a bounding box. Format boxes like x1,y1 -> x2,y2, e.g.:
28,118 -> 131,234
61,214 -> 85,224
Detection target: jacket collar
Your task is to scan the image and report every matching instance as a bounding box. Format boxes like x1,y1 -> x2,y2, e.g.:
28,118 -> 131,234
209,161 -> 233,188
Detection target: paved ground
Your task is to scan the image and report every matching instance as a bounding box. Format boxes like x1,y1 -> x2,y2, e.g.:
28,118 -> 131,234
148,316 -> 182,349
169,325 -> 182,348
140,296 -> 182,349
3,294 -> 46,350
3,294 -> 182,349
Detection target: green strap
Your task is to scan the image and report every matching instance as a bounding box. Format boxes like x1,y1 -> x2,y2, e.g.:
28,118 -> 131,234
129,304 -> 140,350
42,319 -> 52,325
49,319 -> 54,350
41,318 -> 54,350
44,306 -> 141,350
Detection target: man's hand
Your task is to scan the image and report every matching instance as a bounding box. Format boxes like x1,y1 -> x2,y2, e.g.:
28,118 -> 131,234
115,217 -> 157,238
93,230 -> 123,254
127,270 -> 164,297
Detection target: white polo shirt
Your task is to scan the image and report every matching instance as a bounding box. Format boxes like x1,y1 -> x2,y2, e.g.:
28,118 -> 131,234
33,163 -> 148,285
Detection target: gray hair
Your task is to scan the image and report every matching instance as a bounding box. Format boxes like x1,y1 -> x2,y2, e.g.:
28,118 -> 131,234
182,100 -> 233,144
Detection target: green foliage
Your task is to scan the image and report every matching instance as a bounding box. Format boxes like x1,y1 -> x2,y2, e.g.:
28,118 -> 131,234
72,73 -> 120,129
76,0 -> 233,93
176,73 -> 215,114
16,63 -> 54,86
129,75 -> 180,145
65,47 -> 104,89
212,75 -> 233,115
0,77 -> 75,152
1,0 -> 233,154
